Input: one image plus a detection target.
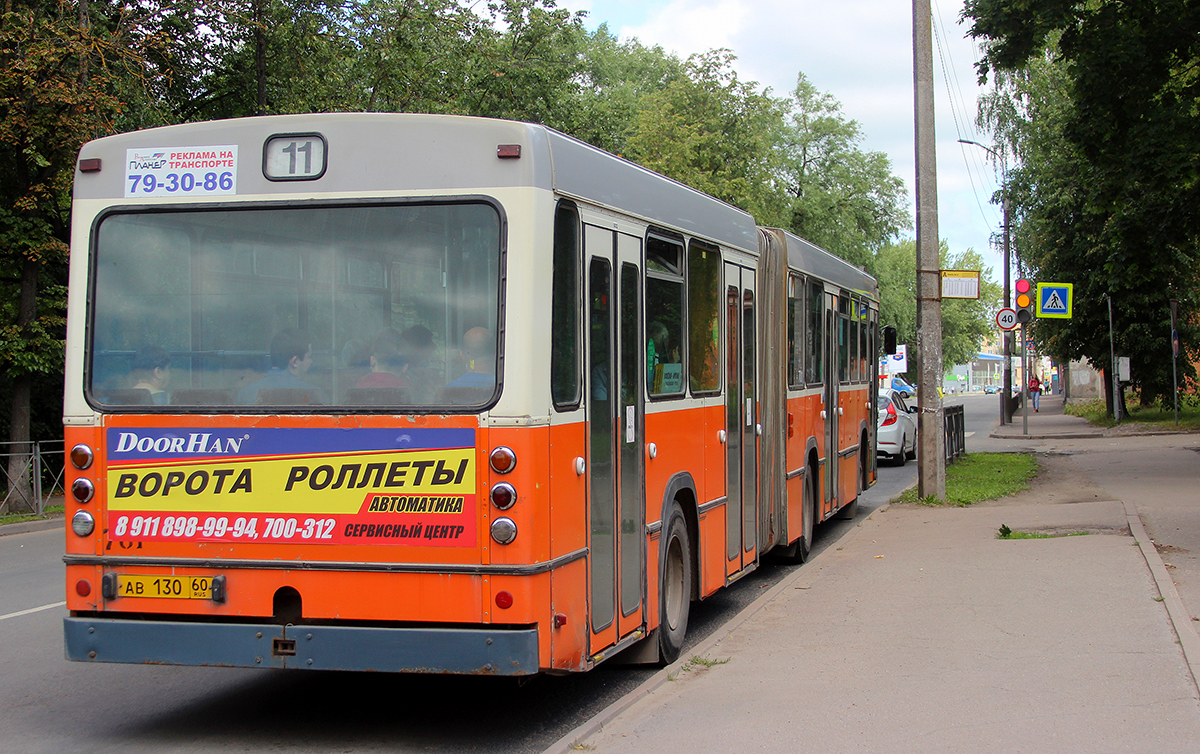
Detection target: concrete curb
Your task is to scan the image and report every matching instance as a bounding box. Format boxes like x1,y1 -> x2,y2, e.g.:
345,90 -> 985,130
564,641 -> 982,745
988,432 -> 1104,440
0,517 -> 62,537
1124,499 -> 1200,696
541,498 -> 898,754
989,428 -> 1200,441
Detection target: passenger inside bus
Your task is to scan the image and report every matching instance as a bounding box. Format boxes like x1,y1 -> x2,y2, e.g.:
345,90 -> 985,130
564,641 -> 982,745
441,327 -> 495,404
129,345 -> 171,405
356,329 -> 410,389
400,324 -> 438,403
237,328 -> 327,405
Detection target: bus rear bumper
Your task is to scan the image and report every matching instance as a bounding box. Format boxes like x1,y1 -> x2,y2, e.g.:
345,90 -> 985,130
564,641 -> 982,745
64,616 -> 540,675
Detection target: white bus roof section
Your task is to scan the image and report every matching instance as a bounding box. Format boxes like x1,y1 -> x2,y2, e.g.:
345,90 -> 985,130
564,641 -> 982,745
74,113 -> 759,253
778,229 -> 878,298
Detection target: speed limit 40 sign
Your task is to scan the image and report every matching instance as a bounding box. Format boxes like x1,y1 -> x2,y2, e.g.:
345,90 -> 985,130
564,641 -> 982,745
996,308 -> 1018,331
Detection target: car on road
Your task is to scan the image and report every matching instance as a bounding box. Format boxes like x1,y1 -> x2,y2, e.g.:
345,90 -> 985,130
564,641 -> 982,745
889,377 -> 916,398
876,387 -> 918,466
983,385 -> 998,394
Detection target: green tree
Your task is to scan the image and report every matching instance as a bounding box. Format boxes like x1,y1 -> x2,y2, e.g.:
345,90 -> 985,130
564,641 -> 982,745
569,25 -> 686,155
0,0 -> 159,512
624,49 -> 789,225
965,0 -> 1200,412
778,73 -> 909,268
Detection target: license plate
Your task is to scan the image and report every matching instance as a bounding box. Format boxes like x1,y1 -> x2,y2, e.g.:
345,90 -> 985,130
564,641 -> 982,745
117,574 -> 213,600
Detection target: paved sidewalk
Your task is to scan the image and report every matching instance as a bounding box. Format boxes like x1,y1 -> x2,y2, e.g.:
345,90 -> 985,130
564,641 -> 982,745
565,497 -> 1200,753
988,392 -> 1104,439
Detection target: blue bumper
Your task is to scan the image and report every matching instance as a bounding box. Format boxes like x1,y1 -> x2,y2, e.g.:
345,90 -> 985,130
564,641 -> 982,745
64,617 -> 540,675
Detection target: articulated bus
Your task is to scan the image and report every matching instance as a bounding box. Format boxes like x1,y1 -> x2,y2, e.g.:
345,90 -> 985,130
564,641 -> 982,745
62,114 -> 879,674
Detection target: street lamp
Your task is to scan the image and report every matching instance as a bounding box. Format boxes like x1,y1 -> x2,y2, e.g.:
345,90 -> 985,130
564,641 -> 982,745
958,138 -> 1013,424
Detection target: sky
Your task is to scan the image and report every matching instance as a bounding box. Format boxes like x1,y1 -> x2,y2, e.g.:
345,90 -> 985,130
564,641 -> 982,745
556,0 -> 1007,280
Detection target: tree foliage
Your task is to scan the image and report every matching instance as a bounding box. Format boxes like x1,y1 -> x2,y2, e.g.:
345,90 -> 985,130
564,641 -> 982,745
965,0 -> 1200,410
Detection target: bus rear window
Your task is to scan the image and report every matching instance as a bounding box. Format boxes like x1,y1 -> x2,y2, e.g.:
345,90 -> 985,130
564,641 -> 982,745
88,202 -> 502,411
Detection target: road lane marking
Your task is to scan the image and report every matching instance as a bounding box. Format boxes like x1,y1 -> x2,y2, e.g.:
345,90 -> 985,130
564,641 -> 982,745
0,601 -> 66,621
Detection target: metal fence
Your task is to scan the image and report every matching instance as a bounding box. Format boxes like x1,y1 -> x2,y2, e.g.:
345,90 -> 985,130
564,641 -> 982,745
1,440 -> 65,518
944,405 -> 967,463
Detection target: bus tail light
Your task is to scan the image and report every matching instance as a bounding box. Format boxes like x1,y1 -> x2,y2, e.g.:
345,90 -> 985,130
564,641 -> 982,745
70,443 -> 94,469
71,511 -> 95,537
71,478 -> 95,504
495,591 -> 514,609
490,482 -> 516,510
75,579 -> 92,597
490,517 -> 517,545
882,403 -> 898,427
489,446 -> 517,474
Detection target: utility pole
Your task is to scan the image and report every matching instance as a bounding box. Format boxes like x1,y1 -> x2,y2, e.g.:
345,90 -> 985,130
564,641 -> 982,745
914,0 -> 945,500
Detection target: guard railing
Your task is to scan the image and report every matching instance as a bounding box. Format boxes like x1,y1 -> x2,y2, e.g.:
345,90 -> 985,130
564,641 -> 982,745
944,405 -> 967,463
1,440 -> 65,520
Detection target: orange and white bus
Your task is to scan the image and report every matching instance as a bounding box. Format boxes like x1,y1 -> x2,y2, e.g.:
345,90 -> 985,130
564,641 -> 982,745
62,114 -> 879,674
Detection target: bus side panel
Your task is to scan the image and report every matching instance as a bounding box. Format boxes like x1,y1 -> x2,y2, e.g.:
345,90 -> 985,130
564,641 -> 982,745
784,393 -> 817,543
699,402 -> 725,598
549,557 -> 589,671
644,403 -> 706,604
548,420 -> 587,559
698,508 -> 725,600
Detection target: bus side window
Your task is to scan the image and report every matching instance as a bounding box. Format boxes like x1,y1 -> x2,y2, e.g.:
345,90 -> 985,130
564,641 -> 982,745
838,294 -> 850,385
688,239 -> 721,394
551,202 -> 581,408
787,275 -> 804,389
646,233 -> 685,397
806,281 -> 823,385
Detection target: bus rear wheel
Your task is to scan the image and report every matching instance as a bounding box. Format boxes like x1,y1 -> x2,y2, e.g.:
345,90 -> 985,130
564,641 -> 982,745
658,502 -> 692,664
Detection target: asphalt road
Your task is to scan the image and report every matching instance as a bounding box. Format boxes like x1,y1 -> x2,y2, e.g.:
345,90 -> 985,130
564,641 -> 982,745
0,419 -> 937,754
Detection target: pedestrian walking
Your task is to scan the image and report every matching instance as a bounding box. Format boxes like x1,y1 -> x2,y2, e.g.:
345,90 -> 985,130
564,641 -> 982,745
1029,374 -> 1042,411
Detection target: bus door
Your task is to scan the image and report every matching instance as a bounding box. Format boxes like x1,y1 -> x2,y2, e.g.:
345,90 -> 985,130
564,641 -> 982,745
586,227 -> 646,650
823,292 -> 840,515
725,263 -> 758,576
616,235 -> 645,638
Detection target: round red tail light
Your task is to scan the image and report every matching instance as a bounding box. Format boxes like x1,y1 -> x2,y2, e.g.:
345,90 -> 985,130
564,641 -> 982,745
489,446 -> 517,474
75,579 -> 92,597
70,444 -> 94,470
71,478 -> 95,504
495,591 -> 514,609
490,482 -> 516,510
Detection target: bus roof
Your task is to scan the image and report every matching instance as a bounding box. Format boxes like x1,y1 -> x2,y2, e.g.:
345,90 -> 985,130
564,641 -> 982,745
75,113 -> 759,253
778,229 -> 878,298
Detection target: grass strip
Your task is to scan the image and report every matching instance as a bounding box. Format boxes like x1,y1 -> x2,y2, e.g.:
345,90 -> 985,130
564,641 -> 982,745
898,452 -> 1038,507
1065,396 -> 1200,430
0,504 -> 64,527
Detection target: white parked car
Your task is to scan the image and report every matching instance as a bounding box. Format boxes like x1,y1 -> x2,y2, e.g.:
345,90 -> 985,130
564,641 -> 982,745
876,387 -> 917,466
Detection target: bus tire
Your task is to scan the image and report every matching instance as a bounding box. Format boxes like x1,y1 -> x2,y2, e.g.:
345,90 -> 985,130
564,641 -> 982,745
774,471 -> 815,565
658,502 -> 692,664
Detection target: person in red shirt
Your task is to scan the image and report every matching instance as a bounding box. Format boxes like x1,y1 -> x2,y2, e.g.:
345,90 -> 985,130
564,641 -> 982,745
1029,374 -> 1042,411
356,329 -> 410,389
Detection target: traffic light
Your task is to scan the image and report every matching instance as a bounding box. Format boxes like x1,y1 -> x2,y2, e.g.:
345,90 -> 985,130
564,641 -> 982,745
1015,278 -> 1034,323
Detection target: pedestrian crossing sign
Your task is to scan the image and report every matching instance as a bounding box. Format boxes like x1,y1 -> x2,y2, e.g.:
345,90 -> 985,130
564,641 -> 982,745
1036,282 -> 1072,319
